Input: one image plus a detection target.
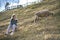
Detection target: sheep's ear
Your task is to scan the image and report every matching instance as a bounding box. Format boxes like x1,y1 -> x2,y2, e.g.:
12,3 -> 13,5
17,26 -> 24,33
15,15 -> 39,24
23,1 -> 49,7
50,11 -> 54,15
51,13 -> 53,16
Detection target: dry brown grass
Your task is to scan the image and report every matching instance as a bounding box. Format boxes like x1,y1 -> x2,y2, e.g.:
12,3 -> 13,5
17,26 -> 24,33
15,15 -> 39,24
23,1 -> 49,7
0,0 -> 60,40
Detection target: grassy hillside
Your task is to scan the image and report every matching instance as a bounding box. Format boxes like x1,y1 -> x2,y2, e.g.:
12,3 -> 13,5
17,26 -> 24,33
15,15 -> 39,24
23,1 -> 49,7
0,0 -> 60,40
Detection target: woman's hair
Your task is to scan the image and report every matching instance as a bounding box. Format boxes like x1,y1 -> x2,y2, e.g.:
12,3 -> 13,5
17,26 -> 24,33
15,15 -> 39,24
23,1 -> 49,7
11,14 -> 17,20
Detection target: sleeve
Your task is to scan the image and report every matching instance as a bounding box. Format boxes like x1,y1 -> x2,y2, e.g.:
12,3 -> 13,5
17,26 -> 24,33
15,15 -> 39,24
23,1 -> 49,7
10,19 -> 13,24
16,19 -> 18,23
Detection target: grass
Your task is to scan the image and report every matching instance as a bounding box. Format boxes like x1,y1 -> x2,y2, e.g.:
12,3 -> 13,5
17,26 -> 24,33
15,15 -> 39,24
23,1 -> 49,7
0,0 -> 60,40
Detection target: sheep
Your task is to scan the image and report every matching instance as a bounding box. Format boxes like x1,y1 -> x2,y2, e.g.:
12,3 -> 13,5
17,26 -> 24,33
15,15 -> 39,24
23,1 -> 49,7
34,9 -> 53,23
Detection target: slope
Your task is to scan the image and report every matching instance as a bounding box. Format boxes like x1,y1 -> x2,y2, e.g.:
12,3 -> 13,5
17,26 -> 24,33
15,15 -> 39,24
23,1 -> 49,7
0,0 -> 60,40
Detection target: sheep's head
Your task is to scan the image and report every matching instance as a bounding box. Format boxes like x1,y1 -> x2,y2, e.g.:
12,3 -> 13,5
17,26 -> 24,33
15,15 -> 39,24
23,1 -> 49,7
49,11 -> 54,16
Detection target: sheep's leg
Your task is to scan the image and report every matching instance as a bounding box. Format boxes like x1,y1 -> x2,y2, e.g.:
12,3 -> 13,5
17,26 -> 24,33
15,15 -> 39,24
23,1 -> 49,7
34,15 -> 37,23
34,15 -> 36,23
34,15 -> 39,23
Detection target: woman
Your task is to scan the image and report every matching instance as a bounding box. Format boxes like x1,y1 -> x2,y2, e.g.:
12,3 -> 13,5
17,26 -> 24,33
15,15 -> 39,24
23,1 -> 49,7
6,14 -> 18,35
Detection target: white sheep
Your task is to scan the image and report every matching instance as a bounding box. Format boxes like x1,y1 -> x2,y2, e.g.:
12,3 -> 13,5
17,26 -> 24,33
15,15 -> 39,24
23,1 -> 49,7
34,9 -> 53,23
